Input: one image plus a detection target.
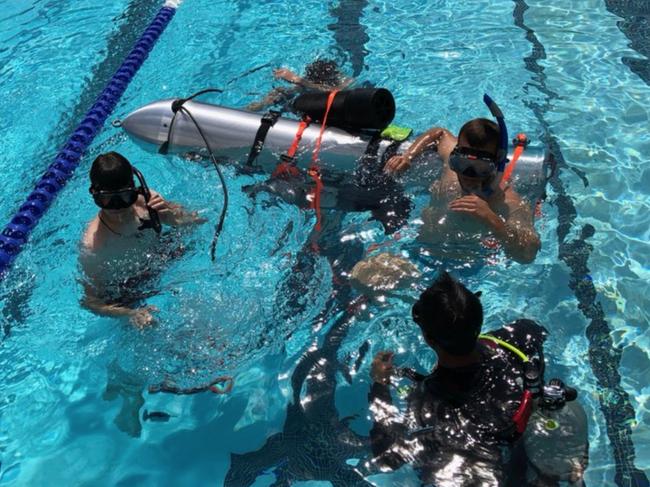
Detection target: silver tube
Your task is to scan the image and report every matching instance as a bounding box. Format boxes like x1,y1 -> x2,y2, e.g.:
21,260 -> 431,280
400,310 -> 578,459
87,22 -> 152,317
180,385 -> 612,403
121,99 -> 550,203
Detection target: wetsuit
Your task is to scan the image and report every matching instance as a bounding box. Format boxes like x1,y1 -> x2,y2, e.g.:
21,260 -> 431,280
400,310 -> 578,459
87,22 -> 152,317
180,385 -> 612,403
368,319 -> 547,486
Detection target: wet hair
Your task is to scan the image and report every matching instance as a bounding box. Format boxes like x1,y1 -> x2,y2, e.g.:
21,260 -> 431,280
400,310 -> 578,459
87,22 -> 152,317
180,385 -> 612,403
458,118 -> 500,157
90,152 -> 134,191
411,272 -> 483,356
304,59 -> 343,87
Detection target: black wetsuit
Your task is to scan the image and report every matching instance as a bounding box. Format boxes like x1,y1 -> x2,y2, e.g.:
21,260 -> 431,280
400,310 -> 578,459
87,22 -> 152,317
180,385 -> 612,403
368,319 -> 547,486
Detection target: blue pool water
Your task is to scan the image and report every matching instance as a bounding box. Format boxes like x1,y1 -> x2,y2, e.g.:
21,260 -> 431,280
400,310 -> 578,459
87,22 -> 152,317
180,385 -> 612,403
1,0 -> 648,485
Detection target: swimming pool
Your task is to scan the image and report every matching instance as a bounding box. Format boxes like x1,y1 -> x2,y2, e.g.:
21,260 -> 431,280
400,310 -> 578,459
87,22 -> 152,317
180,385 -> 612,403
0,0 -> 648,485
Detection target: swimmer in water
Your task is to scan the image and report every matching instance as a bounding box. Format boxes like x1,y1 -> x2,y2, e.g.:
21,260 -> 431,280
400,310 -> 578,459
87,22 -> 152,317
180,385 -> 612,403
80,151 -> 205,328
367,272 -> 587,486
246,58 -> 354,112
384,97 -> 541,264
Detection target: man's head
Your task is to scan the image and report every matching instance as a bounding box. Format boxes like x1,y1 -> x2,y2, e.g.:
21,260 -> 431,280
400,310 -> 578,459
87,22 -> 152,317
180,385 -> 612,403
450,118 -> 501,195
411,272 -> 483,356
457,118 -> 500,156
89,152 -> 138,210
304,59 -> 344,88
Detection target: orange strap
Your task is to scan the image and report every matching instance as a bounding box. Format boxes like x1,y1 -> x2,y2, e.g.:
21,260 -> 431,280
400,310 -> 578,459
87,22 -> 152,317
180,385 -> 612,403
287,116 -> 311,159
501,133 -> 528,184
309,90 -> 339,231
272,117 -> 311,179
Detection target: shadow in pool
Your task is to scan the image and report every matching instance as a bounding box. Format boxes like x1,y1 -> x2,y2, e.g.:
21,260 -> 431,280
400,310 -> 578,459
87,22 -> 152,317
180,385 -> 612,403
224,213 -> 373,486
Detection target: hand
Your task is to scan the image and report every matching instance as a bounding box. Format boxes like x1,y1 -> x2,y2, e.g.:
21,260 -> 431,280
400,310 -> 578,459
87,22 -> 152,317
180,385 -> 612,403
148,193 -> 173,217
273,68 -> 298,83
246,101 -> 264,111
129,305 -> 158,329
371,351 -> 395,385
384,155 -> 412,175
449,195 -> 498,224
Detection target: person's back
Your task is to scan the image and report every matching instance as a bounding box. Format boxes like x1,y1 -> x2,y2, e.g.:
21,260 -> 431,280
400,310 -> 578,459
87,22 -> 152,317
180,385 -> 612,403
367,273 -> 585,486
401,320 -> 545,485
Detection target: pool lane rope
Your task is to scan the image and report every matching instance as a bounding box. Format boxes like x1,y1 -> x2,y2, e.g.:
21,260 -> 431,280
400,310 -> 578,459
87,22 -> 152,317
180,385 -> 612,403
0,0 -> 182,278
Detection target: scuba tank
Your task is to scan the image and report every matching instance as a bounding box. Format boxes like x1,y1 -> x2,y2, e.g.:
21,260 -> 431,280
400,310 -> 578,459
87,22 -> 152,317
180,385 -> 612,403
524,379 -> 589,482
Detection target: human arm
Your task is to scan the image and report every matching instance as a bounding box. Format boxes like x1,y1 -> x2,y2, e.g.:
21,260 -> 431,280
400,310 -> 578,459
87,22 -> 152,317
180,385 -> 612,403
246,86 -> 296,112
368,351 -> 410,470
78,239 -> 158,328
81,285 -> 158,328
384,127 -> 456,174
448,190 -> 540,264
148,191 -> 207,227
498,189 -> 541,263
273,67 -> 353,91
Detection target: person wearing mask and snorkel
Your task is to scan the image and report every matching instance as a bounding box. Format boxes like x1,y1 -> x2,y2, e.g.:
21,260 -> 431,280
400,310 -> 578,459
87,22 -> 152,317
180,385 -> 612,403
385,95 -> 541,265
80,151 -> 205,328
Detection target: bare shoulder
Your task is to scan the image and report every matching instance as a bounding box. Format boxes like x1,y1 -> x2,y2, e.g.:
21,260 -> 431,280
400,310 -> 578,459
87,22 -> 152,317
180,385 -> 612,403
503,186 -> 532,219
503,185 -> 526,207
82,217 -> 101,251
437,129 -> 458,159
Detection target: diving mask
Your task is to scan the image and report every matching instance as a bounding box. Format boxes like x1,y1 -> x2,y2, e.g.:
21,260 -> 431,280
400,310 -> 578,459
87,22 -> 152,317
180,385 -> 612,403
449,146 -> 498,179
90,186 -> 139,209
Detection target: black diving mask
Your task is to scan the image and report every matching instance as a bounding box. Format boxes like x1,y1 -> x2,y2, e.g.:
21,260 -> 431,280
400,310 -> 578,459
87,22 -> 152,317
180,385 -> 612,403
91,187 -> 139,209
90,166 -> 151,210
449,146 -> 498,179
90,166 -> 162,233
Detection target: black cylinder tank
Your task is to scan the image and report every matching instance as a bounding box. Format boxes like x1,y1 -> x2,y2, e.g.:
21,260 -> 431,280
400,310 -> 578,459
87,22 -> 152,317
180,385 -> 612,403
292,88 -> 395,131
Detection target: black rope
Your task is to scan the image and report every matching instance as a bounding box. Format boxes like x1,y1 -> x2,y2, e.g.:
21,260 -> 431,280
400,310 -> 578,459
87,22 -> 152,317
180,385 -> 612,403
158,88 -> 225,156
158,87 -> 231,261
177,105 -> 228,261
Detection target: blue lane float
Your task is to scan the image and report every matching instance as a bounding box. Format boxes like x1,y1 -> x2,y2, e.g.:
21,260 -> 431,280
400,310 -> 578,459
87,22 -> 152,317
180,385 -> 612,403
0,2 -> 180,278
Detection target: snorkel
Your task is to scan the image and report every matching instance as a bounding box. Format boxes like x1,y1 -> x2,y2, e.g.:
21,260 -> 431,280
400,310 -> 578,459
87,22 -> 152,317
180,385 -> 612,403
482,94 -> 509,194
132,166 -> 162,234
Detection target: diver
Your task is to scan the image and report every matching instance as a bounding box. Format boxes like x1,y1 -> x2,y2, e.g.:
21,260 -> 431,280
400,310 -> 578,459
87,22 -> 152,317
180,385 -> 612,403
246,58 -> 354,112
384,96 -> 541,264
367,272 -> 589,486
80,151 -> 205,328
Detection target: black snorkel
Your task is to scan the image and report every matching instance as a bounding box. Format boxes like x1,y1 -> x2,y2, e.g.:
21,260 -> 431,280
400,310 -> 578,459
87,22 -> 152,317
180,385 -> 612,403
132,166 -> 162,234
483,94 -> 508,170
482,94 -> 509,192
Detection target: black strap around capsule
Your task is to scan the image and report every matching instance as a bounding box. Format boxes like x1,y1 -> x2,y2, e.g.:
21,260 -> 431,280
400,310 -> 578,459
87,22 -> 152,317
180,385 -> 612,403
245,110 -> 282,167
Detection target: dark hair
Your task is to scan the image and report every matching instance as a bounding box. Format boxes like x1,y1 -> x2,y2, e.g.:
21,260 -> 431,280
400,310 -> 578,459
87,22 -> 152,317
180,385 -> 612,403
458,118 -> 500,156
90,152 -> 134,191
411,272 -> 483,355
304,59 -> 343,87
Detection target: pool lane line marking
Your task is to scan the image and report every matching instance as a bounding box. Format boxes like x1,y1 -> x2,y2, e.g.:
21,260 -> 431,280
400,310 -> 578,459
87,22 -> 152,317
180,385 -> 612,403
512,1 -> 648,486
0,2 -> 180,278
604,0 -> 650,85
328,0 -> 370,77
